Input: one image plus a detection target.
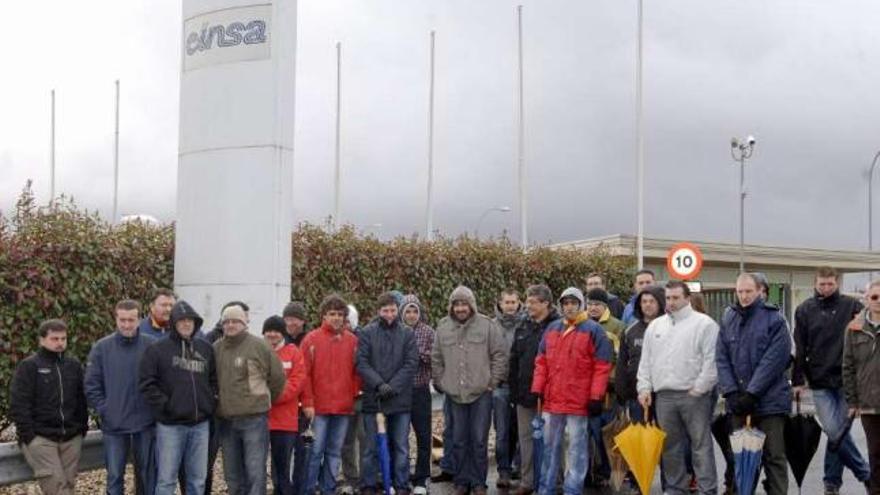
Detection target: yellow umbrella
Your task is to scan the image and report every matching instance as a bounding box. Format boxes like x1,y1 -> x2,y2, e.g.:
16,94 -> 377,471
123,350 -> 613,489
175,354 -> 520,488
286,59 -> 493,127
613,407 -> 666,495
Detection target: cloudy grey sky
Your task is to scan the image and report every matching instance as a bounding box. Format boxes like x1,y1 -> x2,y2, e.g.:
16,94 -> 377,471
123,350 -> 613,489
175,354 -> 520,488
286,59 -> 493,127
2,1 -> 880,250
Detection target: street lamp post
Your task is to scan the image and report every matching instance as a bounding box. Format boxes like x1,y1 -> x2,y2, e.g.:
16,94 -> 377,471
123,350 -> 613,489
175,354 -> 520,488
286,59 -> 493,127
731,135 -> 756,273
476,206 -> 511,238
868,151 -> 880,253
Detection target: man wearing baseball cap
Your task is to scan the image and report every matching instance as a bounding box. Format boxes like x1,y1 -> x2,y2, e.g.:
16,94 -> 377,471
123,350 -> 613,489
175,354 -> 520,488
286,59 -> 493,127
214,305 -> 287,495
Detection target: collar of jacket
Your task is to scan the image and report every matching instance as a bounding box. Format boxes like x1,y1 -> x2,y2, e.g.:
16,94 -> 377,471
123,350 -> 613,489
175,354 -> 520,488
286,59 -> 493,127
669,304 -> 694,324
222,330 -> 248,346
319,321 -> 345,337
733,297 -> 763,318
150,315 -> 168,332
598,307 -> 611,323
379,317 -> 399,330
563,311 -> 589,328
115,330 -> 137,345
816,289 -> 841,307
852,309 -> 880,336
38,346 -> 63,361
530,308 -> 559,327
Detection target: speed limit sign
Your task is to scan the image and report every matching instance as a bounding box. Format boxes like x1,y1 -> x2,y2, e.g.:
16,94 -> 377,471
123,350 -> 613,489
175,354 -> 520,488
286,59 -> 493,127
666,242 -> 704,280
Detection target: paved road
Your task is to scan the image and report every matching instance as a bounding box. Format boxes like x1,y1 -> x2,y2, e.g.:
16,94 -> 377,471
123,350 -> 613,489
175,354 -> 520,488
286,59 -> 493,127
429,392 -> 870,495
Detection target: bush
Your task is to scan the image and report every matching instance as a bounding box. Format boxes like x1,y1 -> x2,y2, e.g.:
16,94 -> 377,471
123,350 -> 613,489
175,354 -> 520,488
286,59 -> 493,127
0,184 -> 632,434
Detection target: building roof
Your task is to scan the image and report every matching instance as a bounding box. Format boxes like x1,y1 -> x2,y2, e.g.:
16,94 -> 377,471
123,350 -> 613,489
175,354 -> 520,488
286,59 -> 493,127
550,234 -> 880,272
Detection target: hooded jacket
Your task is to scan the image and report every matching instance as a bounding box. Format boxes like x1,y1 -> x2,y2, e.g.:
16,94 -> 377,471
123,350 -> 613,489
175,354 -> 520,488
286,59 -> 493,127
843,311 -> 880,413
509,306 -> 560,408
139,301 -> 217,425
532,288 -> 613,416
793,290 -> 863,389
357,315 -> 419,415
615,286 -> 665,402
10,347 -> 89,445
138,315 -> 171,341
400,294 -> 435,387
214,328 -> 287,419
300,322 -> 360,415
431,286 -> 508,404
716,298 -> 792,416
85,330 -> 156,434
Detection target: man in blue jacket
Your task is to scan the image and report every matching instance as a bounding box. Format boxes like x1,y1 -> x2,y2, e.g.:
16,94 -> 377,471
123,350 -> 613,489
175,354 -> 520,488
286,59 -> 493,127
85,299 -> 157,495
356,292 -> 419,495
716,273 -> 792,495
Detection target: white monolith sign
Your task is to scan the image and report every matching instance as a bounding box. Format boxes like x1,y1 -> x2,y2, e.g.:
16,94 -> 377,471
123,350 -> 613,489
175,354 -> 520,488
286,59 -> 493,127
174,0 -> 296,332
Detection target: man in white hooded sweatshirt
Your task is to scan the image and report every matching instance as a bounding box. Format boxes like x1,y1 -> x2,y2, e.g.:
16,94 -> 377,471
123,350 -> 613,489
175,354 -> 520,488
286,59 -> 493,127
637,281 -> 719,495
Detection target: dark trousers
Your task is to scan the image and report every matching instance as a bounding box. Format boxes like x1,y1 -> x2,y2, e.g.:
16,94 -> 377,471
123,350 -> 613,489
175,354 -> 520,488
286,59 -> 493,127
450,392 -> 493,490
270,430 -> 298,495
292,412 -> 311,495
863,415 -> 880,495
411,385 -> 432,487
732,414 -> 787,495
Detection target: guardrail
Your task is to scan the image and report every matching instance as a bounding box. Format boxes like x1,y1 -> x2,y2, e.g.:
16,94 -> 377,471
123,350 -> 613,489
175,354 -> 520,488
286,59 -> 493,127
0,431 -> 105,487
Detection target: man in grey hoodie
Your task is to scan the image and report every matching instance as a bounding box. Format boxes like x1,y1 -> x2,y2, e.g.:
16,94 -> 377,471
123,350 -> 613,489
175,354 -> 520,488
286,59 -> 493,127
432,286 -> 508,495
493,289 -> 524,487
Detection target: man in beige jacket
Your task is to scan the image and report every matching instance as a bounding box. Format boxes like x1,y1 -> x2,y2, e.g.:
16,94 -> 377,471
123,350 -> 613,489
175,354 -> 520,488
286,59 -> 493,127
432,286 -> 508,495
214,305 -> 286,495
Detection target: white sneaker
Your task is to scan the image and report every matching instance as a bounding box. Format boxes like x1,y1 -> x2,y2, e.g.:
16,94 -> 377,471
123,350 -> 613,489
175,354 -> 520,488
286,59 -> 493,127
339,486 -> 355,495
413,487 -> 428,495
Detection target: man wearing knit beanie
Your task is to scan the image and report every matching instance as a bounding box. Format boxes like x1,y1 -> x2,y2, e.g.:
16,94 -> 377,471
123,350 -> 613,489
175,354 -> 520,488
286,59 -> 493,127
282,302 -> 308,346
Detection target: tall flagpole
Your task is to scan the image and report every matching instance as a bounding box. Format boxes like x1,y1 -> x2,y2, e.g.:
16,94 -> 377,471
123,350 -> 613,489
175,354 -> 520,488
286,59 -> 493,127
50,89 -> 56,203
333,42 -> 342,230
636,0 -> 645,268
517,5 -> 527,250
425,30 -> 436,241
113,79 -> 120,223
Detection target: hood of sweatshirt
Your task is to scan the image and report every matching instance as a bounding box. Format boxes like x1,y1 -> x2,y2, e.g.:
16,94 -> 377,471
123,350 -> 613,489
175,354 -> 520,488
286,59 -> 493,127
169,300 -> 204,339
447,285 -> 478,320
632,285 -> 666,322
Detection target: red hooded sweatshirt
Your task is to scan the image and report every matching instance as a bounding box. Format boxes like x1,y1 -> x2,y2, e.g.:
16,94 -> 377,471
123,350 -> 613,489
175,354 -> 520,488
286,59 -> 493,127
268,343 -> 306,432
300,323 -> 360,415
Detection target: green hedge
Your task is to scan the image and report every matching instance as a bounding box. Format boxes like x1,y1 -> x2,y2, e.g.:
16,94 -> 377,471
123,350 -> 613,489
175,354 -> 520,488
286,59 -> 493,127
0,184 -> 633,433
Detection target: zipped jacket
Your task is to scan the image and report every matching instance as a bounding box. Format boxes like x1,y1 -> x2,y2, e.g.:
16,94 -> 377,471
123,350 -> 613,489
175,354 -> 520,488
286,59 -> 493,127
843,311 -> 880,413
10,347 -> 88,445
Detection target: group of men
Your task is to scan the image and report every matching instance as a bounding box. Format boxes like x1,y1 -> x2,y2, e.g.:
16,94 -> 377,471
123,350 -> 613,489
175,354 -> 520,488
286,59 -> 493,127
8,265 -> 880,495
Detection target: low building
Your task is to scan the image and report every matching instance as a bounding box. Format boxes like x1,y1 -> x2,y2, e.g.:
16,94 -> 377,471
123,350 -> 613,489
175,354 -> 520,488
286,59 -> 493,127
552,234 -> 880,322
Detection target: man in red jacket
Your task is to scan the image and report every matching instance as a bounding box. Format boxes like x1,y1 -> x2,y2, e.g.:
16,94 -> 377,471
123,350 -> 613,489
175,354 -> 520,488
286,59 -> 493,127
301,295 -> 361,495
531,287 -> 612,495
263,316 -> 306,495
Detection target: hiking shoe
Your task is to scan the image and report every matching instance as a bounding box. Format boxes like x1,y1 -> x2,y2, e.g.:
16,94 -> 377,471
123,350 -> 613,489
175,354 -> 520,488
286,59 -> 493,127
431,471 -> 454,483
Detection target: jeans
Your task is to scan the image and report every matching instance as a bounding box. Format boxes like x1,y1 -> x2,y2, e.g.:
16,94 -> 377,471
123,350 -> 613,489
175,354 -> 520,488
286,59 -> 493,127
587,403 -> 616,481
307,414 -> 350,494
220,414 -> 270,495
270,430 -> 298,495
492,386 -> 513,476
538,414 -> 589,495
155,421 -> 209,495
731,414 -> 787,495
654,390 -> 717,495
341,397 -> 363,488
179,417 -> 220,495
103,428 -> 156,495
450,392 -> 493,489
411,385 -> 433,487
361,412 -> 411,490
292,413 -> 311,495
516,406 -> 538,489
440,396 -> 456,473
813,388 -> 871,487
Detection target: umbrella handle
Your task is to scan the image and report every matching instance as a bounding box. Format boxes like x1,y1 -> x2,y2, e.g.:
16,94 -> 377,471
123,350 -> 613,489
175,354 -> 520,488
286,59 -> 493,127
795,394 -> 801,415
746,415 -> 752,429
643,404 -> 651,424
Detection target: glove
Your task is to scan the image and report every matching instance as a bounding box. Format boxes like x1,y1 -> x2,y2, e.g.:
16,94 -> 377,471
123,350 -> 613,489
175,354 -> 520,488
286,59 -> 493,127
731,392 -> 758,416
587,400 -> 604,417
377,383 -> 395,399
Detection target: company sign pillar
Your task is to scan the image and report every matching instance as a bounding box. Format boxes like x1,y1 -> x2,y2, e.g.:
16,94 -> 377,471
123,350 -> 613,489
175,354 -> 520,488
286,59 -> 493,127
174,1 -> 296,331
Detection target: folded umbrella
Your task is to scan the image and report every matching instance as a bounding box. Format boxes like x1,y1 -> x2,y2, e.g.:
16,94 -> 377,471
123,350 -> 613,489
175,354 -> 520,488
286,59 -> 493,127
376,411 -> 392,495
731,416 -> 766,495
784,395 -> 822,494
614,406 -> 665,495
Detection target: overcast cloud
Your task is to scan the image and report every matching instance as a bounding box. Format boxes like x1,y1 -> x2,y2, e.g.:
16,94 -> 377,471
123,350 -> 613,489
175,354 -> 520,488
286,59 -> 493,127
2,1 -> 879,251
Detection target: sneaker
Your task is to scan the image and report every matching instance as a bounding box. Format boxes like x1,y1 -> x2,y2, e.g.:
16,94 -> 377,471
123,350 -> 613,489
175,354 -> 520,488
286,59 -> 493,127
340,486 -> 355,495
497,473 -> 512,489
431,471 -> 454,483
824,485 -> 840,495
413,487 -> 428,495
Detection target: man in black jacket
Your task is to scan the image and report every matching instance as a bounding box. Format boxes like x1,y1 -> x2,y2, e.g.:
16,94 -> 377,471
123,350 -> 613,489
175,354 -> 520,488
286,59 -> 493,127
10,319 -> 88,495
615,285 -> 665,421
508,284 -> 559,495
139,301 -> 217,495
793,266 -> 871,495
356,292 -> 419,495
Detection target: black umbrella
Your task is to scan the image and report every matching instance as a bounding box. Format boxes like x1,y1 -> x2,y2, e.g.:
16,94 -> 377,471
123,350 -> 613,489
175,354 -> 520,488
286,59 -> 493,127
784,396 -> 822,494
711,408 -> 733,457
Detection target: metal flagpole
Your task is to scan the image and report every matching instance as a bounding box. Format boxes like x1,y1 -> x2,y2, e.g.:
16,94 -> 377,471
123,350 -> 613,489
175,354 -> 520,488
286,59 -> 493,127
517,5 -> 527,250
636,0 -> 645,269
425,31 -> 436,241
333,42 -> 342,230
113,79 -> 120,223
50,89 -> 56,203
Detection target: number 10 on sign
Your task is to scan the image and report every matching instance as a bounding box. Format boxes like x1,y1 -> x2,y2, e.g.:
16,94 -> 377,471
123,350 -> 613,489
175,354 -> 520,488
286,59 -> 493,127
666,242 -> 704,280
